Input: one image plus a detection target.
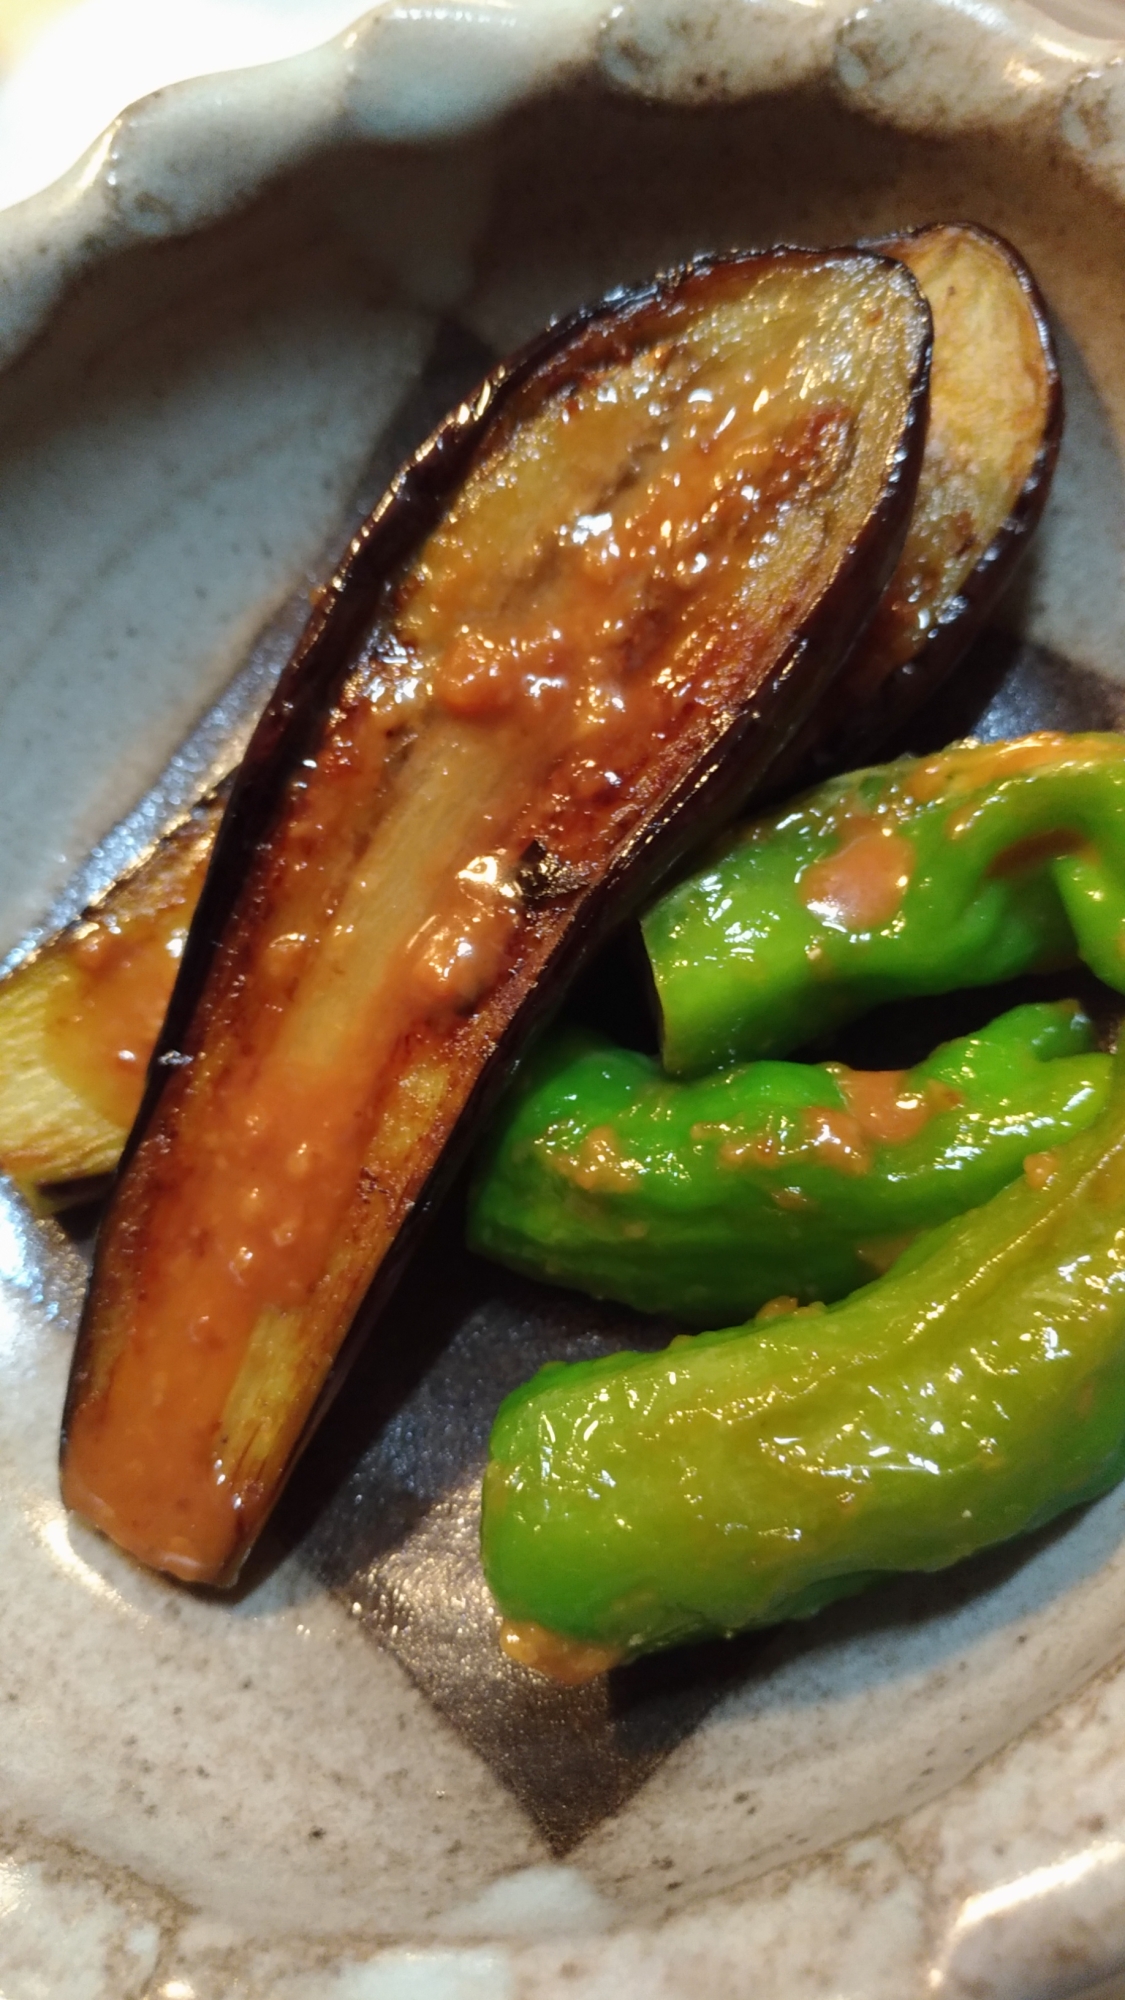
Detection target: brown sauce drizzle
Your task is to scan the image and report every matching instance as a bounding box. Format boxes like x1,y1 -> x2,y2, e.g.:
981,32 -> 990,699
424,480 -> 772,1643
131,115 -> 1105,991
43,832 -> 215,1131
716,1067 -> 960,1180
908,732 -> 1118,807
550,1125 -> 640,1194
499,1619 -> 621,1685
1024,1149 -> 1061,1190
800,820 -> 915,932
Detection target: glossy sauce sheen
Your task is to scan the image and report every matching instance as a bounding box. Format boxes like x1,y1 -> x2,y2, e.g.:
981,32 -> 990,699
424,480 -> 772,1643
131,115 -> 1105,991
800,820 -> 916,931
713,1064 -> 956,1177
645,731 -> 1125,1078
62,254 -> 929,1583
47,875 -> 204,1131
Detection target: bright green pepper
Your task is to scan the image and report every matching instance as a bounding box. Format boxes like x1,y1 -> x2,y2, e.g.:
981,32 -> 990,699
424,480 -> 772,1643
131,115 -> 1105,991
468,1002 -> 1111,1325
482,1036 -> 1125,1663
643,732 -> 1125,1075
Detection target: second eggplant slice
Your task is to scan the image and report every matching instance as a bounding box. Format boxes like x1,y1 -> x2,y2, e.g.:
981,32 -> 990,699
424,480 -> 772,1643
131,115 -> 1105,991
774,223 -> 1060,785
62,250 -> 930,1585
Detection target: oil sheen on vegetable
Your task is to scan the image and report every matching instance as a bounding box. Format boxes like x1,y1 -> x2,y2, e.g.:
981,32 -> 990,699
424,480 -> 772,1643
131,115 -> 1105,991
482,1033 -> 1125,1661
62,251 -> 930,1583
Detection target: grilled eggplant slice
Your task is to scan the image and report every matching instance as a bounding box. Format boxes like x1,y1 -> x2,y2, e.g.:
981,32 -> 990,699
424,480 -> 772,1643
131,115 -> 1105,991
774,223 -> 1060,786
60,250 -> 930,1584
0,792 -> 225,1208
3,227 -> 1057,1212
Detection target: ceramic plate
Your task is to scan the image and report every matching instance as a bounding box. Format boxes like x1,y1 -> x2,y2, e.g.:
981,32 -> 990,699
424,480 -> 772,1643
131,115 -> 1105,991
8,3 -> 1125,1994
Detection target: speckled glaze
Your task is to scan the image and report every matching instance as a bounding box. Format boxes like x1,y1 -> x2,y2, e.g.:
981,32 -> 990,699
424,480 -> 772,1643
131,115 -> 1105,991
8,1 -> 1125,1994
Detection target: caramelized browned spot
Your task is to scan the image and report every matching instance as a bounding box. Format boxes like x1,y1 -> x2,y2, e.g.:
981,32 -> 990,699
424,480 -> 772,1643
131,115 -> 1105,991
829,1065 -> 961,1144
720,1066 -> 959,1184
908,732 -> 1085,805
548,1125 -> 640,1194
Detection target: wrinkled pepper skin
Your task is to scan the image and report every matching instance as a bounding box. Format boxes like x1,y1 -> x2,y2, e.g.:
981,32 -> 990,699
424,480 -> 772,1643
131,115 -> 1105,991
482,1037 -> 1125,1660
467,1001 -> 1110,1324
644,733 -> 1125,1076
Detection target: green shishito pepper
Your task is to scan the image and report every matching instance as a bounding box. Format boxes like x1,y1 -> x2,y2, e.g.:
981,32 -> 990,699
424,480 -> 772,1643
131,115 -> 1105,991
482,1038 -> 1125,1662
643,733 -> 1125,1076
467,1003 -> 1111,1325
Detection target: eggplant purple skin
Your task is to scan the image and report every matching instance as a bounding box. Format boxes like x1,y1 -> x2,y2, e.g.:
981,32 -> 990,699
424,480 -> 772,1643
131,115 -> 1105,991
64,247 -> 932,1510
785,223 -> 1063,789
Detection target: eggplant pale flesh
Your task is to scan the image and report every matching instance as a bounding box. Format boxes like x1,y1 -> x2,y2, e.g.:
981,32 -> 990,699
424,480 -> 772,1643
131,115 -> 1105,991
0,791 -> 225,1207
60,250 -> 930,1585
775,223 -> 1061,786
